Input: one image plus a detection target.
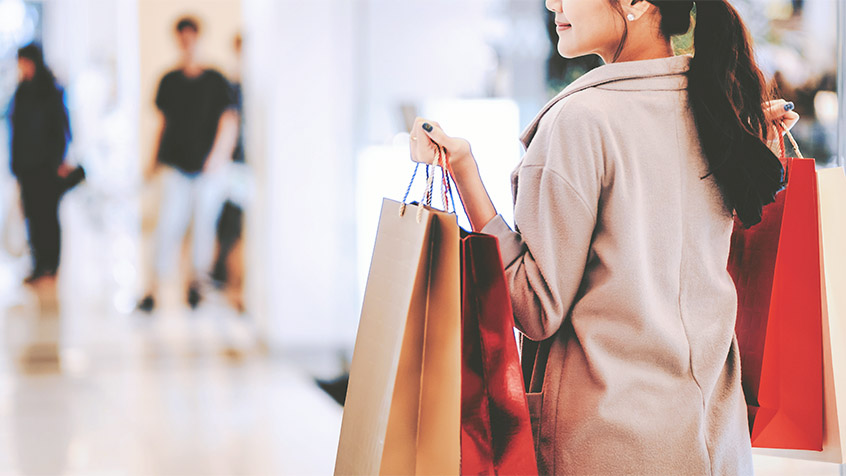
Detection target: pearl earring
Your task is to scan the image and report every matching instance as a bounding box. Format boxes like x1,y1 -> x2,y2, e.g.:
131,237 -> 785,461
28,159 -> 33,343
627,13 -> 635,21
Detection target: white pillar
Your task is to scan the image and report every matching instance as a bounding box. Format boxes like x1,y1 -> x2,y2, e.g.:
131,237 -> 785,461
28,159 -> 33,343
243,0 -> 359,349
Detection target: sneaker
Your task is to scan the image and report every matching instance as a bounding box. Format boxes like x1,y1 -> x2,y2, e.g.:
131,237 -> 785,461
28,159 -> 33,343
137,295 -> 155,313
187,284 -> 201,309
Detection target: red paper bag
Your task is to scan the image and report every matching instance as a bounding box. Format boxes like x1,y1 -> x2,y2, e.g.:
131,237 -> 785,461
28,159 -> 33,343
460,232 -> 538,475
728,155 -> 823,451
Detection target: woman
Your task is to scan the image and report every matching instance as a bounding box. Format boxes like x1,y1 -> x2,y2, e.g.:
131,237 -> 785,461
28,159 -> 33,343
410,1 -> 799,474
8,43 -> 72,284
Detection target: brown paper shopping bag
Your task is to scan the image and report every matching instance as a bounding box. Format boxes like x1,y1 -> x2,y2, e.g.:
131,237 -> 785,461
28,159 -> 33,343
335,197 -> 461,476
754,166 -> 846,463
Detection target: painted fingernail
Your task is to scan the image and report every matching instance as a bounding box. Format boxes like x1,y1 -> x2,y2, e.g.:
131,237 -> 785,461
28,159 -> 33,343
422,123 -> 433,132
784,102 -> 794,112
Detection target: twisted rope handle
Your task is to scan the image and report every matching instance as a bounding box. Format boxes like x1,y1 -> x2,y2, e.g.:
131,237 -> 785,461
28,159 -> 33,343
418,150 -> 438,222
435,144 -> 455,214
776,120 -> 804,159
399,142 -> 454,222
398,163 -> 421,217
438,146 -> 455,213
445,166 -> 456,215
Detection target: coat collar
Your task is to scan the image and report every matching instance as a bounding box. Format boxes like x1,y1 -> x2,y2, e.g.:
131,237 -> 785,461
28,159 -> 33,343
520,54 -> 693,148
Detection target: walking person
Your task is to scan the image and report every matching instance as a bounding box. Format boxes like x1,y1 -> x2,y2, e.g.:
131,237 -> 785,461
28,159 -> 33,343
8,43 -> 72,284
139,16 -> 238,312
210,33 -> 247,311
410,1 -> 799,474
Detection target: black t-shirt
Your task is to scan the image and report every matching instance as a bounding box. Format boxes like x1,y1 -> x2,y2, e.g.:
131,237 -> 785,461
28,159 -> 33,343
155,69 -> 235,173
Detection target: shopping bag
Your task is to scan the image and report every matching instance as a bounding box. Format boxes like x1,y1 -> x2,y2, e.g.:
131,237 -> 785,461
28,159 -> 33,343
812,167 -> 846,462
728,128 -> 823,451
336,157 -> 461,475
755,166 -> 846,462
460,232 -> 538,475
727,172 -> 784,428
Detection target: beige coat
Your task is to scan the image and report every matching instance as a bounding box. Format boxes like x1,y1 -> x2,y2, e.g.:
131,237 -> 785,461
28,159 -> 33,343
481,54 -> 752,475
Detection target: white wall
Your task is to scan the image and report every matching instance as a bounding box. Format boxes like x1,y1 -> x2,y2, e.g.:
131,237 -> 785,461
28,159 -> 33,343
38,0 -> 142,313
42,0 -> 139,175
242,0 -> 548,352
243,0 -> 359,349
360,0 -> 548,144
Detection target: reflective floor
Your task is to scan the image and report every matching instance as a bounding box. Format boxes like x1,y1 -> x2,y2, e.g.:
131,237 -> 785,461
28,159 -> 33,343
0,191 -> 343,476
0,279 -> 343,476
0,190 -> 841,475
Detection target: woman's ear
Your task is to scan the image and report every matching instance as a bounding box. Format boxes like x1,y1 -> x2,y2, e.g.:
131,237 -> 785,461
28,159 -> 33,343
623,0 -> 653,21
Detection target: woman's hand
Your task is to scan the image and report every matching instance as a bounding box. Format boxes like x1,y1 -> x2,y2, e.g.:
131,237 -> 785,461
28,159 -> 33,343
764,99 -> 800,133
408,117 -> 497,231
57,163 -> 73,178
409,118 -> 473,173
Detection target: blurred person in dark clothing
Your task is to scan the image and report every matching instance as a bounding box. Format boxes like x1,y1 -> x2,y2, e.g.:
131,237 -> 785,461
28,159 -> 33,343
8,43 -> 72,284
211,34 -> 247,311
139,16 -> 238,312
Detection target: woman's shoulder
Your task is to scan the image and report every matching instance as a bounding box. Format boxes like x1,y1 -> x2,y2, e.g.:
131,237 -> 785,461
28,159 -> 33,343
519,89 -> 612,184
534,89 -> 612,144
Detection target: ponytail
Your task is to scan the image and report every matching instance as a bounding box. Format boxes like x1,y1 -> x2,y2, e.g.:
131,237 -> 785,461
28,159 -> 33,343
687,0 -> 783,227
630,1 -> 784,227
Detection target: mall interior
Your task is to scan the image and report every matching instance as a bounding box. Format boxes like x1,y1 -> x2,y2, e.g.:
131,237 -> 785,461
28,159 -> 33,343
0,0 -> 842,474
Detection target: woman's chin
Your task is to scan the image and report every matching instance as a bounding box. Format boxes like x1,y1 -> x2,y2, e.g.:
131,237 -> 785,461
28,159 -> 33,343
557,44 -> 582,59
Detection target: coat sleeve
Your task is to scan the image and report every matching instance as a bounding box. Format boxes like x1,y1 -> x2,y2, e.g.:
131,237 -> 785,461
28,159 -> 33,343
481,101 -> 603,341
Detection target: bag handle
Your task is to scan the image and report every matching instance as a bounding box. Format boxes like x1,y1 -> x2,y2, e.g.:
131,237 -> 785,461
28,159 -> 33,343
776,120 -> 804,159
399,142 -> 455,222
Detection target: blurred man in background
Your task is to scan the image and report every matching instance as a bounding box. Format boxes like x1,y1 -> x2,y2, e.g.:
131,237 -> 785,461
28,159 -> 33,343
139,16 -> 238,312
211,33 -> 247,312
8,43 -> 73,284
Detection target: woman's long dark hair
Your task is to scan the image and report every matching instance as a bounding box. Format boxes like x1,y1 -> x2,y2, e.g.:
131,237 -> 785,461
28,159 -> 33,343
611,0 -> 784,227
11,42 -> 71,167
17,42 -> 60,94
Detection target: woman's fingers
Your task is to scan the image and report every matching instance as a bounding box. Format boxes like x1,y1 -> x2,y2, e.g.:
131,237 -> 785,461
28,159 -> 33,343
764,99 -> 794,122
408,117 -> 472,171
780,110 -> 800,132
420,121 -> 451,148
419,120 -> 471,167
764,98 -> 788,109
409,117 -> 441,165
763,99 -> 800,137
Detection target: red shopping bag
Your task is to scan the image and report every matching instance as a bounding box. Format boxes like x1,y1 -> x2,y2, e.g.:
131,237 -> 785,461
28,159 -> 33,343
460,232 -> 538,475
728,130 -> 823,451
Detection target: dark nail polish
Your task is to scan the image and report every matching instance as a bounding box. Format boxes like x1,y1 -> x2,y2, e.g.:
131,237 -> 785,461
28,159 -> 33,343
784,102 -> 794,112
422,123 -> 433,132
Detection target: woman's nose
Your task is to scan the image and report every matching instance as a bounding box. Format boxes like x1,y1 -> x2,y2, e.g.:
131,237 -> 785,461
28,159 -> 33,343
545,0 -> 562,13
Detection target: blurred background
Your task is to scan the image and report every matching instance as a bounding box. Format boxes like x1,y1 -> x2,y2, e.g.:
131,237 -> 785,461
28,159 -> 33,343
0,0 -> 840,474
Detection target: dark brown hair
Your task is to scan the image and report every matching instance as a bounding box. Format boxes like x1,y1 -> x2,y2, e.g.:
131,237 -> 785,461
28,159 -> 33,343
610,0 -> 784,227
17,42 -> 59,93
176,16 -> 200,34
